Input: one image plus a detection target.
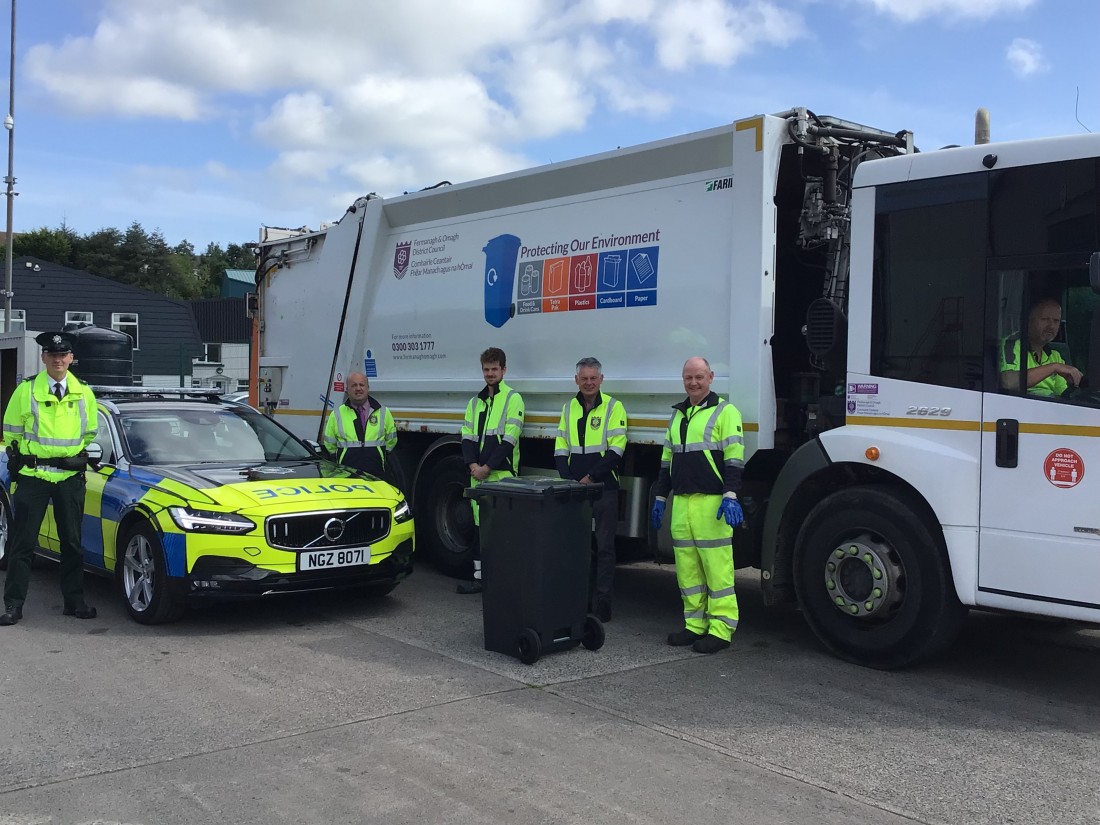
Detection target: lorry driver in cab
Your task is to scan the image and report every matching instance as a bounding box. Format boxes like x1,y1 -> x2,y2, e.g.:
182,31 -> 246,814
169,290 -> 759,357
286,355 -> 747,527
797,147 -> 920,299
1000,296 -> 1084,397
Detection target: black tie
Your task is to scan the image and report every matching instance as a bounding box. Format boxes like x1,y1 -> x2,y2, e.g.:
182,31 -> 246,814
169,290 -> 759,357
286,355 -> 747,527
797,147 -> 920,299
53,383 -> 63,402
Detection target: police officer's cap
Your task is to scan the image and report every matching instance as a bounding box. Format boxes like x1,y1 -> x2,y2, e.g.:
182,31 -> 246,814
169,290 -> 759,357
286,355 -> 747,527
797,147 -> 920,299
35,331 -> 76,354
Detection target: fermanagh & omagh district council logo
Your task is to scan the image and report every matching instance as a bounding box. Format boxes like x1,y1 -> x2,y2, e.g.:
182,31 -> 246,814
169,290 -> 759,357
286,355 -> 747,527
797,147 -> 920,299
393,241 -> 411,279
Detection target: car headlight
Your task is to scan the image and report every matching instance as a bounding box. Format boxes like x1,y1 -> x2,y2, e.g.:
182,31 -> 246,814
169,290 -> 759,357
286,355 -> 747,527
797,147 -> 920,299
393,498 -> 413,524
169,507 -> 255,534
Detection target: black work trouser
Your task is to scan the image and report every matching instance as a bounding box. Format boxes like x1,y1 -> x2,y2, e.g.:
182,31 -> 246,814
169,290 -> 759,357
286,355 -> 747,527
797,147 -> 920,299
591,487 -> 619,606
3,472 -> 87,609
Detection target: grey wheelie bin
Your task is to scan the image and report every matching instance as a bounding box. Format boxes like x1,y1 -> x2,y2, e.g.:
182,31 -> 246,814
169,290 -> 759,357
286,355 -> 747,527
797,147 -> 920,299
464,476 -> 606,664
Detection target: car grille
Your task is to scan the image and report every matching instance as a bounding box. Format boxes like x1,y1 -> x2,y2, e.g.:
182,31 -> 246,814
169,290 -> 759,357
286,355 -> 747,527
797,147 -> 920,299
266,508 -> 392,551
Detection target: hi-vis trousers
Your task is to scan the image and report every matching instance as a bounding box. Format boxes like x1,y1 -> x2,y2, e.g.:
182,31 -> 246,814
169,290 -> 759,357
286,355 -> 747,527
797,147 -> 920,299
671,493 -> 739,641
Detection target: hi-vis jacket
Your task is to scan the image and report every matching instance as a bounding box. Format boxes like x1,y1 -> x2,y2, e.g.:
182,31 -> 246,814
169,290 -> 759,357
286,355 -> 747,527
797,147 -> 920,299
2,372 -> 97,482
554,391 -> 627,489
321,397 -> 397,478
652,391 -> 743,498
461,380 -> 524,474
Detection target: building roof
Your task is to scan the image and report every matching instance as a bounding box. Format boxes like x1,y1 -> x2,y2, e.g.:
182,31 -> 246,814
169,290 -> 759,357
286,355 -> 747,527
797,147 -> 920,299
12,257 -> 204,375
224,269 -> 254,284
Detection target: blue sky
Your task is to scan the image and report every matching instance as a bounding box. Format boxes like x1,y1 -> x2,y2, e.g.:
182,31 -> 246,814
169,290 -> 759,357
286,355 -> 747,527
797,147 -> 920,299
8,0 -> 1098,250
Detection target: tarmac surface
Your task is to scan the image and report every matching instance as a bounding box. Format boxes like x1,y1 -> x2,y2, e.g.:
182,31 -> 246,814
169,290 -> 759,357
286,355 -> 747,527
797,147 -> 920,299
1,558 -> 1098,825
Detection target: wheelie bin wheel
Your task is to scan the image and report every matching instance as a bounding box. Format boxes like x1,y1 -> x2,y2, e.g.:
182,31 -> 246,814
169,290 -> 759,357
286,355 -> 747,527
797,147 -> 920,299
581,615 -> 605,651
517,628 -> 542,664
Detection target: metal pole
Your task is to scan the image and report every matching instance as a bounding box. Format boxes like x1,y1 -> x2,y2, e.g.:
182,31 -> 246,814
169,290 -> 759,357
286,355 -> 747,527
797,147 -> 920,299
3,0 -> 15,333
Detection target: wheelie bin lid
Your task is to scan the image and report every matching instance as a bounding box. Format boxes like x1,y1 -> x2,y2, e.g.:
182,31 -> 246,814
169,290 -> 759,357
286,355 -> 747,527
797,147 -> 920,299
464,475 -> 603,501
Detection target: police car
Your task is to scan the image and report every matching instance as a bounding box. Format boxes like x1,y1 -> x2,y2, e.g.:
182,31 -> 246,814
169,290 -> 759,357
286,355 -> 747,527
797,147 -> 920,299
0,388 -> 414,623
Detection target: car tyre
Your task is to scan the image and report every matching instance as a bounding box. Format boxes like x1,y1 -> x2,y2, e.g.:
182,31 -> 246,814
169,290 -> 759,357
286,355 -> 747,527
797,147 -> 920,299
118,521 -> 185,625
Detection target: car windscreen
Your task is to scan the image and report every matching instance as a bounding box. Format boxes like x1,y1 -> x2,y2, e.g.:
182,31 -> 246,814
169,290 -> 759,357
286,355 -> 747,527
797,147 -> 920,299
120,407 -> 315,464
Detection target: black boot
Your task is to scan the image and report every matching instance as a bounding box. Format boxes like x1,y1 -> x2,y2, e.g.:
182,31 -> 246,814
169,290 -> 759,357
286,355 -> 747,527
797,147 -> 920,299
0,605 -> 23,625
455,580 -> 483,595
667,628 -> 704,646
63,602 -> 97,619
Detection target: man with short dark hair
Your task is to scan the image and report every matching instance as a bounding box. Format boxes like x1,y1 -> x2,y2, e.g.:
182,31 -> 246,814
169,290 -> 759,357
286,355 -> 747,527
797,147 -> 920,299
1,331 -> 98,626
555,357 -> 627,622
457,347 -> 524,594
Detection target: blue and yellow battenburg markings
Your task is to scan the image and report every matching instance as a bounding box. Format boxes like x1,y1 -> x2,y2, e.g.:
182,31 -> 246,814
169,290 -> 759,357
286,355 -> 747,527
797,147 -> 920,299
75,467 -> 386,579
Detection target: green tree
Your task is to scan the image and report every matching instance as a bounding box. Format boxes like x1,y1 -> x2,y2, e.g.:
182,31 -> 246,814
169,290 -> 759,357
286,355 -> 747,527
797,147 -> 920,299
0,225 -> 74,265
71,227 -> 124,281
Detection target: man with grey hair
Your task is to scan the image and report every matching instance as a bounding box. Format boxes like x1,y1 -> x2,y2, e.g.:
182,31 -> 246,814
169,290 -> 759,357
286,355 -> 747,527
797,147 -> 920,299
555,356 -> 628,622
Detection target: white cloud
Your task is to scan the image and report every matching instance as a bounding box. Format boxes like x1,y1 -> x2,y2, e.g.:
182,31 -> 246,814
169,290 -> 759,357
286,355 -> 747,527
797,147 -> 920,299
652,0 -> 805,70
856,0 -> 1036,23
1005,38 -> 1049,77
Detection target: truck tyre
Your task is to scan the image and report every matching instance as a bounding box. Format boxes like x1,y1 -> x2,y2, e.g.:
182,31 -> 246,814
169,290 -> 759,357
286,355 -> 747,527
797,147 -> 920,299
422,454 -> 476,576
118,521 -> 185,625
793,486 -> 965,669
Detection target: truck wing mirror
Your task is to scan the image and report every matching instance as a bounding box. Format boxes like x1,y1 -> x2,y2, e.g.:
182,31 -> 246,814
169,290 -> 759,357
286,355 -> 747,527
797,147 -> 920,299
1091,251 -> 1100,294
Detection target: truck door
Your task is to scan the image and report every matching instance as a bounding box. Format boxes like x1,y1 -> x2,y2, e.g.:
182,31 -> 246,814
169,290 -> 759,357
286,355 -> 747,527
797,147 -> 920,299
978,264 -> 1100,613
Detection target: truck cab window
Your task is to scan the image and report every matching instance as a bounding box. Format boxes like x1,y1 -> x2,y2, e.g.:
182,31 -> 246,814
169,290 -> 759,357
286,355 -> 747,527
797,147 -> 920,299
871,173 -> 986,390
987,159 -> 1099,406
993,272 -> 1100,406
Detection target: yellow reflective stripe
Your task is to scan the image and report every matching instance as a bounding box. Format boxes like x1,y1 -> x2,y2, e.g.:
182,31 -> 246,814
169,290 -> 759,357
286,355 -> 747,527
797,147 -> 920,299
708,615 -> 739,629
850,416 -> 1100,438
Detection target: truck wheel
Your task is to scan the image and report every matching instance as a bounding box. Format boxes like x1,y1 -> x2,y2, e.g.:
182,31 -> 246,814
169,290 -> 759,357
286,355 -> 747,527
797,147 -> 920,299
422,454 -> 476,576
793,486 -> 965,669
118,522 -> 185,625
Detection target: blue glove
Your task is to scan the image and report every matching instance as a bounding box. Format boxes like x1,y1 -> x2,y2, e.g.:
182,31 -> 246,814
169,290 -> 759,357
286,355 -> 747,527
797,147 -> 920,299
717,497 -> 744,528
650,499 -> 666,530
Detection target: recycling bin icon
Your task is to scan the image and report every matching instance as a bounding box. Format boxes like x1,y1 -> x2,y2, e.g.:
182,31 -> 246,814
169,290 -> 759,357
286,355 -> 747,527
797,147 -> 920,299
483,234 -> 522,328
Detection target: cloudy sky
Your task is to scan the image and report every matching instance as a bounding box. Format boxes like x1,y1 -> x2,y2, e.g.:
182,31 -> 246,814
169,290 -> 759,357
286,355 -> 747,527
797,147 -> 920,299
10,0 -> 1098,249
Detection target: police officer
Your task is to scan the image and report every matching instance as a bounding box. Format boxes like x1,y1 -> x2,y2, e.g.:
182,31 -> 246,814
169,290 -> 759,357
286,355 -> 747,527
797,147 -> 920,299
1,331 -> 98,625
650,356 -> 744,654
321,372 -> 397,480
457,347 -> 524,594
555,357 -> 627,622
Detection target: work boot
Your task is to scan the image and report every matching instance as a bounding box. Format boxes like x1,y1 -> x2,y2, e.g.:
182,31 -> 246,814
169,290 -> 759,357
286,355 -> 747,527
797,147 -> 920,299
667,628 -> 705,646
0,605 -> 23,625
455,580 -> 483,595
692,634 -> 731,654
62,602 -> 97,619
594,601 -> 612,623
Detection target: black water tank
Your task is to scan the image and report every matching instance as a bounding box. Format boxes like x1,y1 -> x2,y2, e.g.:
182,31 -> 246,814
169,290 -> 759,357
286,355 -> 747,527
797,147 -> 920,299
66,324 -> 134,386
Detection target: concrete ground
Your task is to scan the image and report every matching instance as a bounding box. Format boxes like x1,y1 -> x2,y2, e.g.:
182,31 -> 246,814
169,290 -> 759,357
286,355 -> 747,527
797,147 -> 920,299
0,558 -> 1098,825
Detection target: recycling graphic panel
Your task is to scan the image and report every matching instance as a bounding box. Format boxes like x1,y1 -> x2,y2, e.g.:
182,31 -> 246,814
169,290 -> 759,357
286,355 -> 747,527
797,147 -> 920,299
486,232 -> 661,327
368,170 -> 735,382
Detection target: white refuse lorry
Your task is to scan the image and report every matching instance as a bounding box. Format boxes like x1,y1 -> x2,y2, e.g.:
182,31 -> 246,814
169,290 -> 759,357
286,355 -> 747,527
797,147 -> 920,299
253,107 -> 1100,668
